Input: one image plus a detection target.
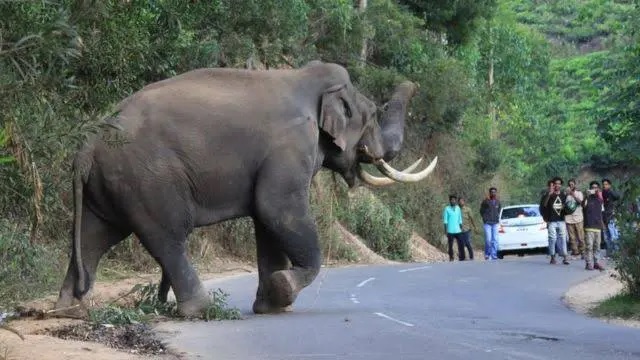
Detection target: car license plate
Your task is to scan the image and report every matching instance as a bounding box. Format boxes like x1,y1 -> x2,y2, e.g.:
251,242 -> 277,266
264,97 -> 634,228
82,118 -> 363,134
520,243 -> 528,247
517,227 -> 528,231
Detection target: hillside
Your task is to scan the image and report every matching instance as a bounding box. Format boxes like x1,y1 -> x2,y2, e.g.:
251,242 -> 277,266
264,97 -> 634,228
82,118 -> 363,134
507,0 -> 634,55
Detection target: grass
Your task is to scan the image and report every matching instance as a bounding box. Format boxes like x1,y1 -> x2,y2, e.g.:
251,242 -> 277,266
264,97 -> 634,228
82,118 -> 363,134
88,283 -> 242,326
591,293 -> 640,321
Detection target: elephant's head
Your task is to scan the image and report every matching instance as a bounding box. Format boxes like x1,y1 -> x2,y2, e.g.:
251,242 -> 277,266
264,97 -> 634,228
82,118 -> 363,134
311,64 -> 437,187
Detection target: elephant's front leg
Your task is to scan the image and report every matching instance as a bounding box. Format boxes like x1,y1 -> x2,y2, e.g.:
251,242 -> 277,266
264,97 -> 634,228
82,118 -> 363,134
254,168 -> 322,311
252,219 -> 293,314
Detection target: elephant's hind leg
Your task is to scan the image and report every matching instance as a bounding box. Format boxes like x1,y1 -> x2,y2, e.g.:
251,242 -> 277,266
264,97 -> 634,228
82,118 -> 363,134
55,206 -> 129,317
133,226 -> 208,317
252,219 -> 293,314
158,270 -> 171,303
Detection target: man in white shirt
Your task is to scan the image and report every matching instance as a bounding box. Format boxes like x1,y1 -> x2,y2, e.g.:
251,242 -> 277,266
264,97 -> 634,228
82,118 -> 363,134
564,178 -> 585,257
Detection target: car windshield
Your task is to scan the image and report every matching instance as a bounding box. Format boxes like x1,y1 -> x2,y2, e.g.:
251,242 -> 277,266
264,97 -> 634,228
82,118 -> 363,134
501,206 -> 540,220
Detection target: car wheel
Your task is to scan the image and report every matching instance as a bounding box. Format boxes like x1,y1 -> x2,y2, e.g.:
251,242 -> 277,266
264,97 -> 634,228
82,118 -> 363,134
517,253 -> 525,257
497,251 -> 504,259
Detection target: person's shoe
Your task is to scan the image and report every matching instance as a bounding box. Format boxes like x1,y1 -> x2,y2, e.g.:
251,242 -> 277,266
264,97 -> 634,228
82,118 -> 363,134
594,262 -> 605,271
550,256 -> 557,265
585,263 -> 594,271
562,257 -> 570,265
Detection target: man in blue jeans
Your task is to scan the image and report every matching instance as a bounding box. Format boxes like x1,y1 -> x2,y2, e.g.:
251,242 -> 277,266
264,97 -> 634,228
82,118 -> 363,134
443,195 -> 464,261
539,177 -> 570,265
601,178 -> 621,256
480,187 -> 501,260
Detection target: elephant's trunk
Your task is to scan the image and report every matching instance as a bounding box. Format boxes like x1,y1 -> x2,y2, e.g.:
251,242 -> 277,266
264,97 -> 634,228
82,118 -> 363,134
379,81 -> 419,162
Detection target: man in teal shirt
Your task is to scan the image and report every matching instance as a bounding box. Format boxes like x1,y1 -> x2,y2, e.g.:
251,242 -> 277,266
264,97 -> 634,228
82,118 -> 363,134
443,195 -> 464,261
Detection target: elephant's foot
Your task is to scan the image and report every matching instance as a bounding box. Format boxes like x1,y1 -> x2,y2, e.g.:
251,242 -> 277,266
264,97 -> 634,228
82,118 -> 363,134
176,289 -> 210,317
52,293 -> 88,319
252,296 -> 293,314
268,270 -> 299,308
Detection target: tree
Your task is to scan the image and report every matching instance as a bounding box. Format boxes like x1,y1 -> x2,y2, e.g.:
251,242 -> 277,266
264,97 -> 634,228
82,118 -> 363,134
596,5 -> 640,165
398,0 -> 497,45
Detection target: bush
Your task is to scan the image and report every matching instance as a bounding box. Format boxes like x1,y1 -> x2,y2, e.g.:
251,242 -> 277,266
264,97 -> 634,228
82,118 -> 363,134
88,283 -> 241,325
616,231 -> 640,298
615,214 -> 640,298
0,221 -> 63,309
338,188 -> 412,261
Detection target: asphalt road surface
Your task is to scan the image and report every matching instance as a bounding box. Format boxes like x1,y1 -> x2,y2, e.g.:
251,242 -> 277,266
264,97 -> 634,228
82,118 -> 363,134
155,256 -> 640,360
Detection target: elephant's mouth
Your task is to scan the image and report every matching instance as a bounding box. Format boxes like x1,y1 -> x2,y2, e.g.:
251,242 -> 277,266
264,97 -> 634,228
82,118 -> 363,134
355,145 -> 438,187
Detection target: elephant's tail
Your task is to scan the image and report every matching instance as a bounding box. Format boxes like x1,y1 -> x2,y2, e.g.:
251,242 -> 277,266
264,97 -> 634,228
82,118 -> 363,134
71,148 -> 93,298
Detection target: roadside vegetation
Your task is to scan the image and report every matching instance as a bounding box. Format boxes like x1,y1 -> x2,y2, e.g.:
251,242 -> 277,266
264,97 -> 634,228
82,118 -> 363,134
0,0 -> 638,322
591,293 -> 640,321
87,283 -> 241,326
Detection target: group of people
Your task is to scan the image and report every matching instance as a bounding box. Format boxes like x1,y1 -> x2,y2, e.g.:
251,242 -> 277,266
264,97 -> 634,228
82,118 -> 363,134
539,177 -> 620,271
442,187 -> 502,262
441,178 -> 621,270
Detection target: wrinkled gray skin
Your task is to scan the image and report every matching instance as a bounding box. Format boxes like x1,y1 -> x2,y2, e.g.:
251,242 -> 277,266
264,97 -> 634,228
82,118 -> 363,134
54,61 -> 418,317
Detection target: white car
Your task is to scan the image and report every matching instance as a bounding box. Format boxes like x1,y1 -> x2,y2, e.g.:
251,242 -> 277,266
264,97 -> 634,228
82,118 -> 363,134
497,204 -> 549,259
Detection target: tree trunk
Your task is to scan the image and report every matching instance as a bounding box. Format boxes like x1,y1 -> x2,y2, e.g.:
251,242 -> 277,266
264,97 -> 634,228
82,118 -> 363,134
488,23 -> 497,140
357,0 -> 368,66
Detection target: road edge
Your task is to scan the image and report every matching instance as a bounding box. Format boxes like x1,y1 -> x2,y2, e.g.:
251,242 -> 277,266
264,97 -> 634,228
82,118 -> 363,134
562,269 -> 640,329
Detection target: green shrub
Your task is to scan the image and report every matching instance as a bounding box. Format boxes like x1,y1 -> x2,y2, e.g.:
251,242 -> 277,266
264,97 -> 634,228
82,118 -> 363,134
610,180 -> 640,299
0,221 -> 63,309
615,213 -> 640,298
616,232 -> 640,298
88,283 -> 241,326
591,293 -> 640,320
339,189 -> 411,261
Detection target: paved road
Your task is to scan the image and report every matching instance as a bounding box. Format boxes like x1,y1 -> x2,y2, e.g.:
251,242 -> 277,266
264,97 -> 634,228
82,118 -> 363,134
155,256 -> 640,359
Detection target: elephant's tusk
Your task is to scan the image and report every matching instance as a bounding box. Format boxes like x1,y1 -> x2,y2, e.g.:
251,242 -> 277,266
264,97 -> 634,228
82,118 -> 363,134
374,156 -> 438,183
358,158 -> 424,186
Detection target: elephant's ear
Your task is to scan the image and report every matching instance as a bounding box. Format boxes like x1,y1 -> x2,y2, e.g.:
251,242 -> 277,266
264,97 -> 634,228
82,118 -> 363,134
319,84 -> 351,152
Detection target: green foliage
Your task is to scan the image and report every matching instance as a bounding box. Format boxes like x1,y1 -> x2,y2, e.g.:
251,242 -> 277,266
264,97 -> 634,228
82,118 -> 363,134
309,172 -> 360,262
506,0 -> 635,53
201,288 -> 243,321
616,226 -> 640,298
610,177 -> 640,298
89,283 -> 241,326
473,138 -> 504,176
591,293 -> 640,320
595,5 -> 640,165
0,221 -> 63,309
338,189 -> 412,261
399,0 -> 498,45
0,127 -> 14,165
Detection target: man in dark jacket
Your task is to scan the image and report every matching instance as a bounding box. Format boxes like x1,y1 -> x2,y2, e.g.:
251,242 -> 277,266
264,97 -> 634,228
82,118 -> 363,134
539,177 -> 570,265
601,178 -> 621,255
480,187 -> 501,261
583,181 -> 605,271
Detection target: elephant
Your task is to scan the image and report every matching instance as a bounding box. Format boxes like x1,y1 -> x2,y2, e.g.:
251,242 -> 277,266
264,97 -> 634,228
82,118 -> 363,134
54,60 -> 437,317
